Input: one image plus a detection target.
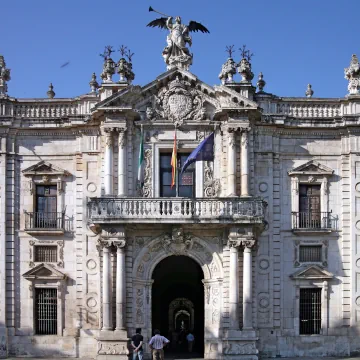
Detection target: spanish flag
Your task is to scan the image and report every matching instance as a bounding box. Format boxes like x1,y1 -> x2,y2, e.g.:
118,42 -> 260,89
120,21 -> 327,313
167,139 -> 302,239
171,129 -> 177,189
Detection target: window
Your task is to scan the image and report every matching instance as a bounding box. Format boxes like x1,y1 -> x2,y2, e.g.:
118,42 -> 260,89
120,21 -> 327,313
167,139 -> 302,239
299,245 -> 322,263
299,185 -> 321,228
34,246 -> 57,263
160,153 -> 195,197
299,288 -> 321,335
35,185 -> 58,228
35,288 -> 58,335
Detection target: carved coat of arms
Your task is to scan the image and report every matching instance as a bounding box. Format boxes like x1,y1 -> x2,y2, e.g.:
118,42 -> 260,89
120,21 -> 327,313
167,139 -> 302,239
154,76 -> 206,126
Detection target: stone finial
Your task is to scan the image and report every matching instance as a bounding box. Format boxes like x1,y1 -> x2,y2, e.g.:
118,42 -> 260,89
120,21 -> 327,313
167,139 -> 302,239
89,73 -> 99,93
219,58 -> 237,85
256,72 -> 266,92
0,55 -> 11,97
117,45 -> 135,84
305,84 -> 314,98
100,46 -> 116,83
345,54 -> 360,95
47,83 -> 55,98
237,45 -> 254,83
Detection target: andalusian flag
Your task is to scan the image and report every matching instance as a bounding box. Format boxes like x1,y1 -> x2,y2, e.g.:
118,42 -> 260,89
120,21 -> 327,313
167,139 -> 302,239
171,129 -> 177,189
137,126 -> 144,189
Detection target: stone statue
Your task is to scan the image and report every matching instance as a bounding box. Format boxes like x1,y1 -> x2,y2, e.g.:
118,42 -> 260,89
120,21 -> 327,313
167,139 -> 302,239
147,8 -> 209,70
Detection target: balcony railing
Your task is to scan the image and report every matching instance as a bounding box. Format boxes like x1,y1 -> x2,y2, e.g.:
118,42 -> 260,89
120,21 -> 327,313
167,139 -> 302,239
24,211 -> 65,233
292,211 -> 332,230
88,197 -> 267,224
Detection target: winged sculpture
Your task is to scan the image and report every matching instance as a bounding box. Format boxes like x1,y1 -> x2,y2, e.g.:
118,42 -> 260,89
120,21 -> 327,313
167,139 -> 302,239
147,15 -> 210,70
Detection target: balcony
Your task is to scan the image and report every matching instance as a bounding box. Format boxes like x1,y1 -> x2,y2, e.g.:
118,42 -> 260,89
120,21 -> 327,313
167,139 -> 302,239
24,211 -> 65,235
292,211 -> 332,234
87,197 -> 267,225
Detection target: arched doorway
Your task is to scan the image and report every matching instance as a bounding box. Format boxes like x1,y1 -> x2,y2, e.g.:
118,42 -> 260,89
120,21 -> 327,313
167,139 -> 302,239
152,255 -> 204,358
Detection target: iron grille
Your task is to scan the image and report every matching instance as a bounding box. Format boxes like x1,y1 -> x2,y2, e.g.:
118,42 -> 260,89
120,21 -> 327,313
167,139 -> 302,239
34,246 -> 57,263
35,288 -> 57,335
300,288 -> 321,335
299,245 -> 322,262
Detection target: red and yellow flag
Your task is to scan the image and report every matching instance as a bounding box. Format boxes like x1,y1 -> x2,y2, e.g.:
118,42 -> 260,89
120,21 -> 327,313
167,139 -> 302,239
171,130 -> 177,188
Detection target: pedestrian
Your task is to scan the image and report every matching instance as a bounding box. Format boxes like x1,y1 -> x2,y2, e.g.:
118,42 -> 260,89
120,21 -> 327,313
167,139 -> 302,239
131,328 -> 144,360
149,329 -> 170,360
186,331 -> 195,353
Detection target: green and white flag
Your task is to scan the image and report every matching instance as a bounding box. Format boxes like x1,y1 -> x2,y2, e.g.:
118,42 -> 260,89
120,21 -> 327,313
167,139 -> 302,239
137,126 -> 144,189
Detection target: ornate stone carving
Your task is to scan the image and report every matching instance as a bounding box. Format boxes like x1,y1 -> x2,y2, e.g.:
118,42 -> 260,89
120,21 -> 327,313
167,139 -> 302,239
224,342 -> 257,355
154,76 -> 206,126
305,83 -> 314,98
227,130 -> 236,149
161,227 -> 194,255
98,342 -> 129,355
345,54 -> 360,95
118,130 -> 126,149
145,106 -> 156,121
0,55 -> 11,97
46,83 -> 55,99
147,16 -> 209,70
238,58 -> 254,83
219,58 -> 237,85
117,57 -> 135,84
257,72 -> 266,92
204,162 -> 221,197
89,73 -> 99,93
141,149 -> 152,198
104,130 -> 113,149
100,58 -> 116,83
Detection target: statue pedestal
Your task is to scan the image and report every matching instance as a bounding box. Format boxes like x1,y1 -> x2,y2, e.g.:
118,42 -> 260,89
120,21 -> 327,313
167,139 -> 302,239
97,330 -> 129,360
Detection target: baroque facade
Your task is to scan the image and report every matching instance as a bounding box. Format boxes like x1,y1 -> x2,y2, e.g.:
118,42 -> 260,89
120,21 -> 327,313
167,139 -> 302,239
1,35 -> 360,359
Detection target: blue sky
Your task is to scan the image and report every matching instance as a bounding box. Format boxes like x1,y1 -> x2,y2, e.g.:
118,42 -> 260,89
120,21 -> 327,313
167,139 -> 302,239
2,0 -> 359,99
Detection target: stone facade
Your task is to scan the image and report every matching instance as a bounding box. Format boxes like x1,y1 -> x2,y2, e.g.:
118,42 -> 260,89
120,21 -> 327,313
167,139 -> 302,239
0,48 -> 360,360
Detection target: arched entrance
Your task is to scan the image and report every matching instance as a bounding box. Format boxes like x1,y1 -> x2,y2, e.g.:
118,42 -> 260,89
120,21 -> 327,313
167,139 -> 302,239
152,255 -> 204,357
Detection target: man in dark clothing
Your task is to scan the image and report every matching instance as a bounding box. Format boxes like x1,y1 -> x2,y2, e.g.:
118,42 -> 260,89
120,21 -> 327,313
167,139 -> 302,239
131,328 -> 144,360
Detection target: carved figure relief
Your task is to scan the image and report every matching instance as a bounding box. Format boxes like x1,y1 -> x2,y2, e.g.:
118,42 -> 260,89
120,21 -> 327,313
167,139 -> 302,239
142,149 -> 152,198
161,227 -> 194,255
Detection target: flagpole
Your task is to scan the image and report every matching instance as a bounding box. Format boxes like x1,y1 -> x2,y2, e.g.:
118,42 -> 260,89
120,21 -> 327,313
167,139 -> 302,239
175,128 -> 179,198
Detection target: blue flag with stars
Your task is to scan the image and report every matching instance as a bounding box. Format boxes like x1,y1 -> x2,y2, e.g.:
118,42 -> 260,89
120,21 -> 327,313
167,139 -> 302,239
181,132 -> 214,174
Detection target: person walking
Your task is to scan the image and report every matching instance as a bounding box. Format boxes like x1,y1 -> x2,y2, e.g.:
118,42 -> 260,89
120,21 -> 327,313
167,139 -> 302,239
186,331 -> 195,353
131,328 -> 144,360
149,329 -> 170,360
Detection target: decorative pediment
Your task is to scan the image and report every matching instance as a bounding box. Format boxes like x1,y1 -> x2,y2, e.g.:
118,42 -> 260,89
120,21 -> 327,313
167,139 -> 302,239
22,160 -> 70,177
290,265 -> 333,280
288,160 -> 334,176
23,263 -> 66,281
214,85 -> 259,110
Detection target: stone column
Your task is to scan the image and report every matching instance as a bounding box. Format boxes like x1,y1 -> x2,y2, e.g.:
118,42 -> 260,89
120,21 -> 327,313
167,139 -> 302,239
227,129 -> 237,196
240,129 -> 249,197
228,240 -> 240,329
101,242 -> 112,330
115,240 -> 126,330
104,129 -> 114,195
117,129 -> 127,197
243,240 -> 255,330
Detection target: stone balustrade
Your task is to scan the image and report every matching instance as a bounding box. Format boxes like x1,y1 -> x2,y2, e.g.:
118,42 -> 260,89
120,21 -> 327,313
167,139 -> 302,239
0,99 -> 97,118
88,197 -> 267,224
275,102 -> 341,118
257,98 -> 343,118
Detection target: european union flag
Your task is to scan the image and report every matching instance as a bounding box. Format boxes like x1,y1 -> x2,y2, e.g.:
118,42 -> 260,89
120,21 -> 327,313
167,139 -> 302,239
181,132 -> 215,174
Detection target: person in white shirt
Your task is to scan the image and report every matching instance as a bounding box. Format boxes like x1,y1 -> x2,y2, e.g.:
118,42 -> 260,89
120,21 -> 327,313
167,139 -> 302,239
186,332 -> 195,353
149,329 -> 170,360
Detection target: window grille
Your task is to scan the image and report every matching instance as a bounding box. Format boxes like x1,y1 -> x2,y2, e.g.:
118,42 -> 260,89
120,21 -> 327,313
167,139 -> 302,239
35,288 -> 57,335
299,245 -> 322,262
34,246 -> 57,263
300,288 -> 321,335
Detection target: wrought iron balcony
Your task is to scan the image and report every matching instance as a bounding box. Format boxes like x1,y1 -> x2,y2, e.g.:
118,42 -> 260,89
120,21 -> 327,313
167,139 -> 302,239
292,211 -> 332,232
88,197 -> 267,224
24,211 -> 65,235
